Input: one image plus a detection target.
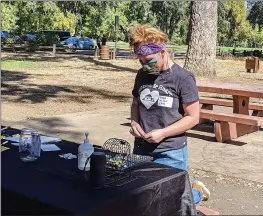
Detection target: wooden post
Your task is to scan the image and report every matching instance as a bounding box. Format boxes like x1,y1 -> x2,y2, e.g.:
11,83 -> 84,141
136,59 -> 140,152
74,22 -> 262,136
113,48 -> 116,60
232,95 -> 259,140
53,44 -> 56,56
214,121 -> 237,142
94,46 -> 98,59
233,96 -> 249,115
170,51 -> 175,60
214,120 -> 259,142
245,57 -> 259,73
110,49 -> 113,60
25,41 -> 29,52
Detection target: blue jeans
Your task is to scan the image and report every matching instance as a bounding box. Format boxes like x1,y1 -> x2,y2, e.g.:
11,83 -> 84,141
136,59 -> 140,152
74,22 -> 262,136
133,144 -> 203,204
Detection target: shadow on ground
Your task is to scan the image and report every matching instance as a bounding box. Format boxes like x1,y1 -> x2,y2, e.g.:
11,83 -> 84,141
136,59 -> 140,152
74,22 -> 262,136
189,123 -> 247,146
87,58 -> 137,73
120,122 -> 131,127
8,117 -> 81,143
1,70 -> 131,104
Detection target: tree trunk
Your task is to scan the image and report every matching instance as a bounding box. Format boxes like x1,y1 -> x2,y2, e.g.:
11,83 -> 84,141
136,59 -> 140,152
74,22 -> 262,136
184,1 -> 218,77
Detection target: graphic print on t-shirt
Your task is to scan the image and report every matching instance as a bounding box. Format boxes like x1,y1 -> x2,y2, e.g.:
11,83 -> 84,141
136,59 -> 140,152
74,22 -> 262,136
139,84 -> 173,110
140,88 -> 159,109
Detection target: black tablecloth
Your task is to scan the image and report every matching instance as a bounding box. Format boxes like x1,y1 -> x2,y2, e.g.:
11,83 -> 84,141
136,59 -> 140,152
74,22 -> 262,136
1,127 -> 196,216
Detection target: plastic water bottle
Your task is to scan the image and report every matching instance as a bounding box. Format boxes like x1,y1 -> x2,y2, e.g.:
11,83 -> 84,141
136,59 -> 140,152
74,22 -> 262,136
78,132 -> 94,171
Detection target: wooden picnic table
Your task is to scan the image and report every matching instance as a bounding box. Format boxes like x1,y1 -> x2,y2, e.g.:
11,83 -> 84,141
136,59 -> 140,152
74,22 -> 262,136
197,81 -> 263,142
197,82 -> 263,98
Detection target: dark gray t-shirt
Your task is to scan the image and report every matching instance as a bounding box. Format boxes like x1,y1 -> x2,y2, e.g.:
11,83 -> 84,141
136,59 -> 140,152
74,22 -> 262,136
132,64 -> 199,153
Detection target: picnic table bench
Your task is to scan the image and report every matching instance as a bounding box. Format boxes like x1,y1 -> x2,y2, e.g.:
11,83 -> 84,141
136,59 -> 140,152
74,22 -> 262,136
197,81 -> 263,142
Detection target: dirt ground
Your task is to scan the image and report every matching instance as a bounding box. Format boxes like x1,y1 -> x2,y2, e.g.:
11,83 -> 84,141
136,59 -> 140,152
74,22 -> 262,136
2,51 -> 263,215
2,51 -> 263,122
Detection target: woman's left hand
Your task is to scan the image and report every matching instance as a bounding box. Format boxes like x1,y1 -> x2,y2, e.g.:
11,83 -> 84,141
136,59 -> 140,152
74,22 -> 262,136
144,129 -> 166,143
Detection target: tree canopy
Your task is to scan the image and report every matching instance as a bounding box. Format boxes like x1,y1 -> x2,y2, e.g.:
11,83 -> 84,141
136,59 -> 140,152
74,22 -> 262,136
1,1 -> 263,47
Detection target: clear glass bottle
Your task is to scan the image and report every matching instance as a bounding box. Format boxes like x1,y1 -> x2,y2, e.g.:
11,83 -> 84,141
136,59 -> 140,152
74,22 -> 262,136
19,128 -> 41,162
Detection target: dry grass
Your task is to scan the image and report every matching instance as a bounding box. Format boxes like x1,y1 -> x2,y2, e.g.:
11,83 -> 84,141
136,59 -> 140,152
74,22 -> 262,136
2,52 -> 263,122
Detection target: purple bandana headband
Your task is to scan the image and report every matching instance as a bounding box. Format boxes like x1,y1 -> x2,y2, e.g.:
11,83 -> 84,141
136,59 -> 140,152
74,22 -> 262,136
134,42 -> 166,55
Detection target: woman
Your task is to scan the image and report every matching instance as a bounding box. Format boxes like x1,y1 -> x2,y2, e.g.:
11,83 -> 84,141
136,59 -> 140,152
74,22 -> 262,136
128,24 -> 210,204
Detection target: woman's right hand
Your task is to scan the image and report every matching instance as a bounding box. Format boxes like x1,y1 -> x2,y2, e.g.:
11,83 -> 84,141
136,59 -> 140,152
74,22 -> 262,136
130,120 -> 146,138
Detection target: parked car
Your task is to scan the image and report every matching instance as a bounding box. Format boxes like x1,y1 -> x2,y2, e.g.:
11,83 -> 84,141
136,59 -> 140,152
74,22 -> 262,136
1,31 -> 20,45
61,36 -> 94,50
20,33 -> 36,41
42,30 -> 71,41
1,31 -> 9,40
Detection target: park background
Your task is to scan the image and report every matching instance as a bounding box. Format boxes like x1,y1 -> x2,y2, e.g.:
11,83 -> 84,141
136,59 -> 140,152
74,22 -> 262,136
2,1 -> 263,51
1,1 -> 263,215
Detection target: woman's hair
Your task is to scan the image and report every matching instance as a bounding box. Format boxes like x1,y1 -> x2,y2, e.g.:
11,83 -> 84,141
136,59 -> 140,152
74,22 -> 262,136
128,23 -> 168,48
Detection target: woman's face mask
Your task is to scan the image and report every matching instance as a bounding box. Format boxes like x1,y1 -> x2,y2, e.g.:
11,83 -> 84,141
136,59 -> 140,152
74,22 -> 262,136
139,54 -> 161,75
